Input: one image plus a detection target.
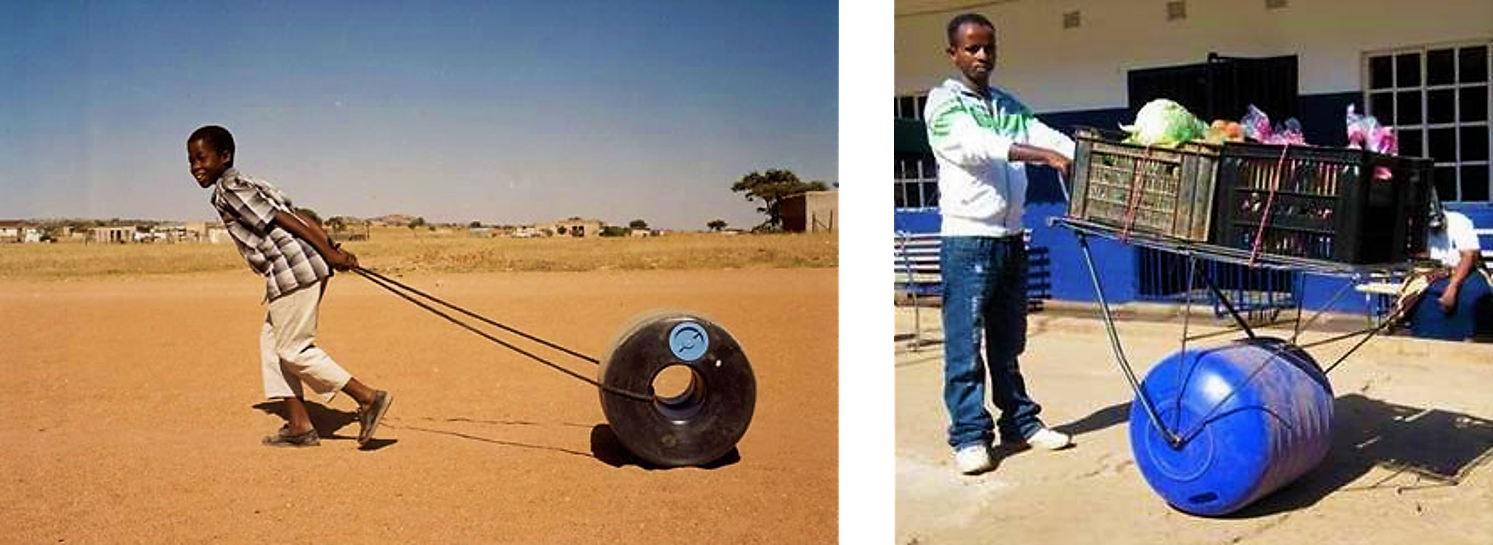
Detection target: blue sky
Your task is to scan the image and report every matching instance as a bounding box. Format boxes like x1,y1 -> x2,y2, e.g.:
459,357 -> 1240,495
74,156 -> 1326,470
0,1 -> 837,229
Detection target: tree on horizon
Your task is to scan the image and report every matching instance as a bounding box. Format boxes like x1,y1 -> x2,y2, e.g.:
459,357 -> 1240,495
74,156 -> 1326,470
730,169 -> 828,231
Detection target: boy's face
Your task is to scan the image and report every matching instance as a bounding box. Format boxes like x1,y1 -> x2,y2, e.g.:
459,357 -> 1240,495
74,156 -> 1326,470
187,138 -> 231,188
947,23 -> 996,88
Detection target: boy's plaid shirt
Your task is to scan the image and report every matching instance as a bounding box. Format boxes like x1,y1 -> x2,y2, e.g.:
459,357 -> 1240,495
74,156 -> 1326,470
210,168 -> 332,302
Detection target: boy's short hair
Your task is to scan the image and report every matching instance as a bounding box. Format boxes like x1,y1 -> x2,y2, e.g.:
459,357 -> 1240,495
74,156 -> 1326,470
946,13 -> 995,46
189,125 -> 235,166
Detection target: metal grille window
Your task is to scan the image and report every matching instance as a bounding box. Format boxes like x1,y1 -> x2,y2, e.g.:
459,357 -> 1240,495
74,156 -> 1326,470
1365,42 -> 1492,202
894,94 -> 929,120
894,155 -> 939,210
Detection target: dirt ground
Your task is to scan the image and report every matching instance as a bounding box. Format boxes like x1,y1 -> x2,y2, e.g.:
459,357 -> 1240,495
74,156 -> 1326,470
896,306 -> 1493,545
0,268 -> 836,543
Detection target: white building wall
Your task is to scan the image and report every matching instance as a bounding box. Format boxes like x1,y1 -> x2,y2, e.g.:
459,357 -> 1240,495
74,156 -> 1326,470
896,0 -> 1493,111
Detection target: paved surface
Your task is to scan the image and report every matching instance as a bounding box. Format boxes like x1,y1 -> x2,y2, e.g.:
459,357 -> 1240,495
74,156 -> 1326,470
896,305 -> 1493,545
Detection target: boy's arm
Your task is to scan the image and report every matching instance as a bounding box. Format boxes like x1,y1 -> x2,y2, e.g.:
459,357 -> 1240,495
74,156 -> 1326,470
1016,119 -> 1076,176
271,210 -> 359,271
1009,144 -> 1071,177
926,92 -> 1071,176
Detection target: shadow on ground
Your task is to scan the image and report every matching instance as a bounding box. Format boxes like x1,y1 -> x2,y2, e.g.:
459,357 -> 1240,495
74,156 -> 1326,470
386,422 -> 590,458
589,424 -> 740,470
1052,401 -> 1130,439
253,400 -> 358,438
1222,393 -> 1493,518
253,400 -> 399,450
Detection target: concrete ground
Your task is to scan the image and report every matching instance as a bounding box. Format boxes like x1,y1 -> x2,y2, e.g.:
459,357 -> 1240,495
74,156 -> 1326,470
895,304 -> 1493,545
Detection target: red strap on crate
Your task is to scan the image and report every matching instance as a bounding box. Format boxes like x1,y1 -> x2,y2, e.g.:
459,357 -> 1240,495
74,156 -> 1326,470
1118,146 -> 1153,241
1247,144 -> 1293,266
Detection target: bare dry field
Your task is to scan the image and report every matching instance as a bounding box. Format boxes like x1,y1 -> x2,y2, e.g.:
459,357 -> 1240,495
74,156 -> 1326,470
0,228 -> 837,280
0,235 -> 837,542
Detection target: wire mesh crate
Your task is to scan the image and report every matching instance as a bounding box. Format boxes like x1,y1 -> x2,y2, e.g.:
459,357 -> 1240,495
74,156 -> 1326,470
1067,128 -> 1223,241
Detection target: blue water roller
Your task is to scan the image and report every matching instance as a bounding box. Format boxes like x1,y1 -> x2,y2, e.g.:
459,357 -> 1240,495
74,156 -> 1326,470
1129,337 -> 1333,516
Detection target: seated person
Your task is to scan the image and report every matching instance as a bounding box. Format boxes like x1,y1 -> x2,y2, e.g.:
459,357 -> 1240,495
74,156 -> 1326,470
1406,204 -> 1493,341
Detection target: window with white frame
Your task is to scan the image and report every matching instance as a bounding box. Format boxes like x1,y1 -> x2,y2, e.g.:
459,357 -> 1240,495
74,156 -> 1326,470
894,154 -> 939,209
1365,41 -> 1492,202
894,94 -> 930,120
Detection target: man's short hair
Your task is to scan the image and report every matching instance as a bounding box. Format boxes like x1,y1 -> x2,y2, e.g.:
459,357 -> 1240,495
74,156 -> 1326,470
946,13 -> 995,46
189,125 -> 235,161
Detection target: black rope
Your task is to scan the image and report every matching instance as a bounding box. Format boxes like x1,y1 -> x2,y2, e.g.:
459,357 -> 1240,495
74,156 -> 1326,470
351,267 -> 653,402
356,267 -> 601,364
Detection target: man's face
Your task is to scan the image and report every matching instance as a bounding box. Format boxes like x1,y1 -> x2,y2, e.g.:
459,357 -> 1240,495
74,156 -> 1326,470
947,23 -> 996,88
187,138 -> 231,188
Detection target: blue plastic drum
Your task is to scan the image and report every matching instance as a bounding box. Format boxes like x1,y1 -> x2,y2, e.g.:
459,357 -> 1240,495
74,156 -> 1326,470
1129,337 -> 1333,516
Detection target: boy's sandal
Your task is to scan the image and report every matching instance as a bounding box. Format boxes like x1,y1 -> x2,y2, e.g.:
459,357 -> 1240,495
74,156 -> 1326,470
357,390 -> 394,446
262,425 -> 320,448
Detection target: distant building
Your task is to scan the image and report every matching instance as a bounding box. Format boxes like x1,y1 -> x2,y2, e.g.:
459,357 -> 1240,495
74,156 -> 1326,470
89,226 -> 135,243
154,224 -> 199,243
781,190 -> 837,233
185,222 -> 208,242
542,217 -> 604,238
207,227 -> 231,244
0,221 -> 23,242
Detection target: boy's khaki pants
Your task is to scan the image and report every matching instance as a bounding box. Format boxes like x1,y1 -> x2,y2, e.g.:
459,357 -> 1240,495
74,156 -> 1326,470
260,281 -> 352,403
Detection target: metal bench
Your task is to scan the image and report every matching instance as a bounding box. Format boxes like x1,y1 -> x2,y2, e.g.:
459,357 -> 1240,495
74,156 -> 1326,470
894,231 -> 1053,351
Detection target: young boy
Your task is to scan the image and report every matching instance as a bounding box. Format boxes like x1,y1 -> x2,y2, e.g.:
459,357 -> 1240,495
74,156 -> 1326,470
188,125 -> 393,448
926,13 -> 1075,475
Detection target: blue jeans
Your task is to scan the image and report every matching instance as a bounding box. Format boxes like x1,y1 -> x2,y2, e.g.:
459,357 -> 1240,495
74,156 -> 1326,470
940,235 -> 1046,449
1411,273 -> 1493,341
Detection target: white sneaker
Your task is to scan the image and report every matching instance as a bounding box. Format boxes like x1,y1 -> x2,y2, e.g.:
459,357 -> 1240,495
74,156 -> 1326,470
1018,428 -> 1073,451
954,445 -> 995,475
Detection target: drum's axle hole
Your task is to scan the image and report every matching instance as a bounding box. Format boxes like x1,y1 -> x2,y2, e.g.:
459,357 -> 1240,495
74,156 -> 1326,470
652,364 -> 706,421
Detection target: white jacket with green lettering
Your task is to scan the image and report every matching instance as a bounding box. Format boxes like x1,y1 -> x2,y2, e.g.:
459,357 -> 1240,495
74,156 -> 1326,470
924,78 -> 1075,237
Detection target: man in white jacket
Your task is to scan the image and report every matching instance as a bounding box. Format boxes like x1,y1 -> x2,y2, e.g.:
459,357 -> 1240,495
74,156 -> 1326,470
926,13 -> 1076,475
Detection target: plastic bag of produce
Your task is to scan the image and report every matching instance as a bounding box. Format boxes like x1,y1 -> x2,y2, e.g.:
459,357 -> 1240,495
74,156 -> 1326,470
1346,104 -> 1398,180
1241,105 -> 1305,145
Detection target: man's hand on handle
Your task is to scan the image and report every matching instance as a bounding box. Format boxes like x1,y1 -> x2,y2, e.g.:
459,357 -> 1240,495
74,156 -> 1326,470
1044,151 -> 1072,178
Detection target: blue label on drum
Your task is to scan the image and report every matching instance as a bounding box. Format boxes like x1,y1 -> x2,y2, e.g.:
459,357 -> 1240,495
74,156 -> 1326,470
668,322 -> 709,361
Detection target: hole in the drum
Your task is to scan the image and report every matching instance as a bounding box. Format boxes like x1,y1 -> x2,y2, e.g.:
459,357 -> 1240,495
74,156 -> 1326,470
1188,492 -> 1218,504
651,364 -> 706,421
653,365 -> 693,399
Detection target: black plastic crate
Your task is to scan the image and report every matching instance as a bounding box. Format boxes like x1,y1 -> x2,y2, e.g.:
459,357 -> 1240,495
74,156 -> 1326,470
1209,142 -> 1431,264
1067,128 -> 1222,241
